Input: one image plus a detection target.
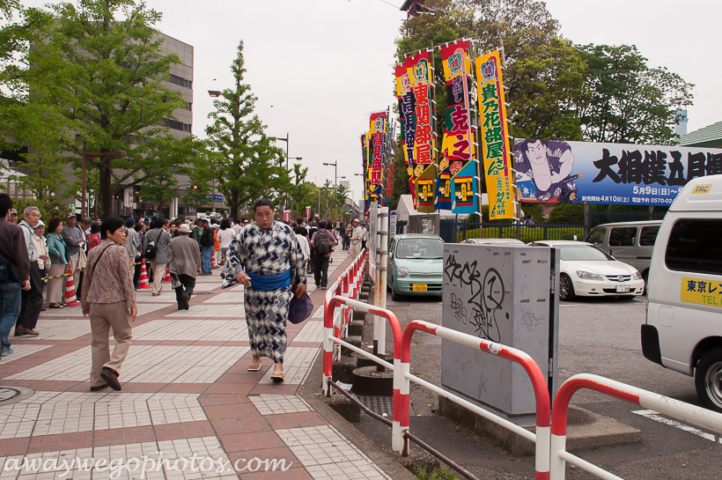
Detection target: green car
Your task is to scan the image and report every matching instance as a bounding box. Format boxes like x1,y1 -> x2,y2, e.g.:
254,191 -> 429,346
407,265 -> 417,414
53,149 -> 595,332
387,234 -> 444,300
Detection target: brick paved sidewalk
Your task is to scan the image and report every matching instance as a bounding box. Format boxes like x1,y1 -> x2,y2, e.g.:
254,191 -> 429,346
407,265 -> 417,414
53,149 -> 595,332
0,249 -> 394,480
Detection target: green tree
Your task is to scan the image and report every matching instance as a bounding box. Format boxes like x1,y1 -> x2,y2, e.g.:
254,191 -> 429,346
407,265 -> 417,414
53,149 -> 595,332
206,40 -> 288,220
20,0 -> 189,217
576,44 -> 693,145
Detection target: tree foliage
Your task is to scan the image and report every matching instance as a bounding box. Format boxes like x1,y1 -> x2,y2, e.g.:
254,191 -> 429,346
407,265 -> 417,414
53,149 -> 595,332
4,0 -> 194,217
576,44 -> 693,145
206,40 -> 288,220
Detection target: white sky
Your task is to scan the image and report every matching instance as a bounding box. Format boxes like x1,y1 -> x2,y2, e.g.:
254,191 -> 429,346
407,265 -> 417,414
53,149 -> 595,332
21,0 -> 722,200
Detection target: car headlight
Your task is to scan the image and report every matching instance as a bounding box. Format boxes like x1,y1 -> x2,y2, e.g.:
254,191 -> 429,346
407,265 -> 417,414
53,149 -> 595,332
633,271 -> 642,281
398,267 -> 409,277
576,270 -> 604,281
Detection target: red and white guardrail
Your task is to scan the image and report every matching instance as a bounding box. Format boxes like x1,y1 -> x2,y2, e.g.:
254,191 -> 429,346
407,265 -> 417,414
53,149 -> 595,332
400,320 -> 552,480
550,373 -> 722,480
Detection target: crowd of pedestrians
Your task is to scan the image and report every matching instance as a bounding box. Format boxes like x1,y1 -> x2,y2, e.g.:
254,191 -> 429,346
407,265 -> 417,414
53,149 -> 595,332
0,195 -> 367,391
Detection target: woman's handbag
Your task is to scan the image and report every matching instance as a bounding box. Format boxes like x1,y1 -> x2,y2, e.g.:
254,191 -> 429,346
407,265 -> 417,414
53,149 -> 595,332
288,292 -> 313,325
77,248 -> 88,271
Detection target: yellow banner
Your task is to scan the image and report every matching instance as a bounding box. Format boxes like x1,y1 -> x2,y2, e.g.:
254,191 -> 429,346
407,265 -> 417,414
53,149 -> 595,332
680,277 -> 722,307
476,50 -> 515,220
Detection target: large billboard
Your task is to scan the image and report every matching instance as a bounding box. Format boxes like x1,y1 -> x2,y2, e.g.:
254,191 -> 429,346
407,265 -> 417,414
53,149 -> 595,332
514,139 -> 722,205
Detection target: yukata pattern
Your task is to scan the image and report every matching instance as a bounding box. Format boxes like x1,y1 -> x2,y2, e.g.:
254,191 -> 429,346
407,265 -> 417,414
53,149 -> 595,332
222,221 -> 306,363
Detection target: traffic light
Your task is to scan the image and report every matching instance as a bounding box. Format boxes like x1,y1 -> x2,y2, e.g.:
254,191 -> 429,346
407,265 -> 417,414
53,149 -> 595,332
192,184 -> 199,191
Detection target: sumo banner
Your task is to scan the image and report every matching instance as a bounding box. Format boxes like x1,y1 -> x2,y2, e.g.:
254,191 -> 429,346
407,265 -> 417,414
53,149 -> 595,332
513,139 -> 722,206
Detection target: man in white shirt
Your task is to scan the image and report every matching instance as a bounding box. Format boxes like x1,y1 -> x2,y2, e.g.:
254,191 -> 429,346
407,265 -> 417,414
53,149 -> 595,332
16,207 -> 42,336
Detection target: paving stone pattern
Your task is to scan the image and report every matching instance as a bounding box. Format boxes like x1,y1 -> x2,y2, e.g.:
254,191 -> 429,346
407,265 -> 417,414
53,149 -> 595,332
0,249 -> 386,480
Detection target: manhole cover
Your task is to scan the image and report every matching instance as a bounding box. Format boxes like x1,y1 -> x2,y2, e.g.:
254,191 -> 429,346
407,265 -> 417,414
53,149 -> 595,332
357,395 -> 414,417
0,386 -> 34,406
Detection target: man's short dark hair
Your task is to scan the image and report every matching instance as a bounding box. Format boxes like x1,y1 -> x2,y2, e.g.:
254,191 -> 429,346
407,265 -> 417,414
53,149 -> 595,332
0,193 -> 12,218
201,219 -> 209,225
90,223 -> 101,234
318,219 -> 327,229
254,198 -> 274,212
101,217 -> 126,239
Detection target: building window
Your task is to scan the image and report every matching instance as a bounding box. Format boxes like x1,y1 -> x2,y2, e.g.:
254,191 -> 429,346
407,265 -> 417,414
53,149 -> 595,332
162,118 -> 192,133
168,74 -> 192,89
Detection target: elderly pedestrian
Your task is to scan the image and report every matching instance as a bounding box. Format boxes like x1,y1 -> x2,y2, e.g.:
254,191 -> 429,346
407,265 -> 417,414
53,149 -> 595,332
310,220 -> 338,290
16,206 -> 43,336
0,194 -> 31,357
9,208 -> 18,224
349,218 -> 363,258
124,218 -> 140,287
32,221 -> 50,298
168,224 -> 202,310
81,216 -> 137,392
46,218 -> 68,309
142,218 -> 171,296
222,199 -> 306,382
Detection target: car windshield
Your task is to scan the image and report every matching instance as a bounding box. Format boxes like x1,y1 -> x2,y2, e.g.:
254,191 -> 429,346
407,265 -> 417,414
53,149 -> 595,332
558,245 -> 613,262
396,238 -> 444,259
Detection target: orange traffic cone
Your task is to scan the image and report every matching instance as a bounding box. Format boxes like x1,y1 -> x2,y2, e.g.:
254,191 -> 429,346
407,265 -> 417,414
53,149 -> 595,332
138,260 -> 152,289
162,268 -> 171,282
64,267 -> 80,307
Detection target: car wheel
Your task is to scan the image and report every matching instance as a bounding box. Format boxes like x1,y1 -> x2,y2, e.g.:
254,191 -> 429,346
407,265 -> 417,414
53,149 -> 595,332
695,348 -> 722,413
391,287 -> 401,301
559,274 -> 575,301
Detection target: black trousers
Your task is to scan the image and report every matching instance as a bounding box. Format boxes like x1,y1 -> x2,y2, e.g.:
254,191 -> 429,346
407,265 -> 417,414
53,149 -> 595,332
313,255 -> 330,288
18,262 -> 43,329
174,274 -> 196,309
133,257 -> 141,287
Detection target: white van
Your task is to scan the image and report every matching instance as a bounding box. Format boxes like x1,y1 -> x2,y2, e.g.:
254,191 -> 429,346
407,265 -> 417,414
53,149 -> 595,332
642,175 -> 722,412
586,220 -> 662,284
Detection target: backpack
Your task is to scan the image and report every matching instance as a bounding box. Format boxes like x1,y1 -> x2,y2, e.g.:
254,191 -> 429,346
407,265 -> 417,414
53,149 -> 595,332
144,230 -> 161,260
315,230 -> 332,255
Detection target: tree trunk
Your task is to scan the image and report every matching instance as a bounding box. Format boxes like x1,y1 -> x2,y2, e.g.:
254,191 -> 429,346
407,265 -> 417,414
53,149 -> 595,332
99,156 -> 113,218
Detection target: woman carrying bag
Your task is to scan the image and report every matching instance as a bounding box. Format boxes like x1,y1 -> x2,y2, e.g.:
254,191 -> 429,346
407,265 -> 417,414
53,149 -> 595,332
46,218 -> 68,308
81,217 -> 137,392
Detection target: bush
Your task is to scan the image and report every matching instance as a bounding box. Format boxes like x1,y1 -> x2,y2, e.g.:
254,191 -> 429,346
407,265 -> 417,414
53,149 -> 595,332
547,204 -> 584,224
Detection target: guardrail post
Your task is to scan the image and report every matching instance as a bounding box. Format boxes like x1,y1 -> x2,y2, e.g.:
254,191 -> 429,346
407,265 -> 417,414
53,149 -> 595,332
322,296 -> 334,397
342,271 -> 350,338
395,355 -> 410,455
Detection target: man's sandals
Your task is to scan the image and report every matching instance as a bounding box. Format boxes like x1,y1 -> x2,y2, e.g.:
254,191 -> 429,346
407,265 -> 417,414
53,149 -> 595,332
247,362 -> 262,372
271,371 -> 285,383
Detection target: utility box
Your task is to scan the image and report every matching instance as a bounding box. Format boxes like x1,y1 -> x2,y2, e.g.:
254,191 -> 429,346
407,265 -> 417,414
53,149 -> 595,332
441,244 -> 559,422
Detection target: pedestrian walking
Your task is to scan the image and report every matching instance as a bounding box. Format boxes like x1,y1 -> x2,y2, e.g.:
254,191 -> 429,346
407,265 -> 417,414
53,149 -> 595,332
46,218 -> 68,309
81,217 -> 137,392
142,218 -> 171,296
217,219 -> 235,266
294,225 -> 311,272
307,220 -> 318,276
124,218 -> 140,287
349,218 -> 363,258
16,206 -> 43,336
199,219 -> 214,274
61,213 -> 85,292
310,219 -> 338,290
168,224 -> 202,310
0,194 -> 31,357
222,199 -> 306,382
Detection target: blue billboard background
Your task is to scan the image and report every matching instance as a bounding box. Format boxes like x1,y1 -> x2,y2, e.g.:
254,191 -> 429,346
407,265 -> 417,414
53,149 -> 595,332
513,140 -> 722,205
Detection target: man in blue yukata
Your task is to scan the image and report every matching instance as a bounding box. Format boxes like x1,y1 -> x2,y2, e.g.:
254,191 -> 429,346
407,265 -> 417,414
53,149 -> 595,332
222,199 -> 307,382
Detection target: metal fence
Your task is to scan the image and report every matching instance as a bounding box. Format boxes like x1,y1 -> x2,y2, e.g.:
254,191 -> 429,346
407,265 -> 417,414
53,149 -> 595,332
439,209 -> 670,244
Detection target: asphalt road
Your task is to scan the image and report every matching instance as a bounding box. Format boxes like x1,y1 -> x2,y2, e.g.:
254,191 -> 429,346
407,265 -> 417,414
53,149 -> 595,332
360,293 -> 722,480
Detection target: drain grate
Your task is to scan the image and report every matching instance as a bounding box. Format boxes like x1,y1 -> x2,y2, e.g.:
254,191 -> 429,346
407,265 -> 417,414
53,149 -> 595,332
357,395 -> 414,417
0,386 -> 34,406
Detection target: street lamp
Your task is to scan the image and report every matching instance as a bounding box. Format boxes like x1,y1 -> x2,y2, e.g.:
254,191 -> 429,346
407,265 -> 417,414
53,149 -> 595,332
323,161 -> 338,186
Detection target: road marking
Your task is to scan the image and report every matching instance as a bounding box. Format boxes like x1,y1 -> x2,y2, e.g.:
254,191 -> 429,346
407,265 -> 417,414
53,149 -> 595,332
633,409 -> 722,444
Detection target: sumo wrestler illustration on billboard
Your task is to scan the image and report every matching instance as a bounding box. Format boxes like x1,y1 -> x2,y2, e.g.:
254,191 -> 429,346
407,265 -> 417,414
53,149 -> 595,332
514,139 -> 583,203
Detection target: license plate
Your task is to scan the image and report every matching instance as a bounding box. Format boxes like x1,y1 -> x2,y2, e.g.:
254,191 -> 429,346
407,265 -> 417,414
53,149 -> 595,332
412,284 -> 428,292
616,285 -> 630,293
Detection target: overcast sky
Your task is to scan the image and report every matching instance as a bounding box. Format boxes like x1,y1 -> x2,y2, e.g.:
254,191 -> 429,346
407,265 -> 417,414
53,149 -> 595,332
22,0 -> 722,200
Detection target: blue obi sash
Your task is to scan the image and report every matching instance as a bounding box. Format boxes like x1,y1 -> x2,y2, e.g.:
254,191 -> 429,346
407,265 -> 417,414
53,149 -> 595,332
245,269 -> 292,291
